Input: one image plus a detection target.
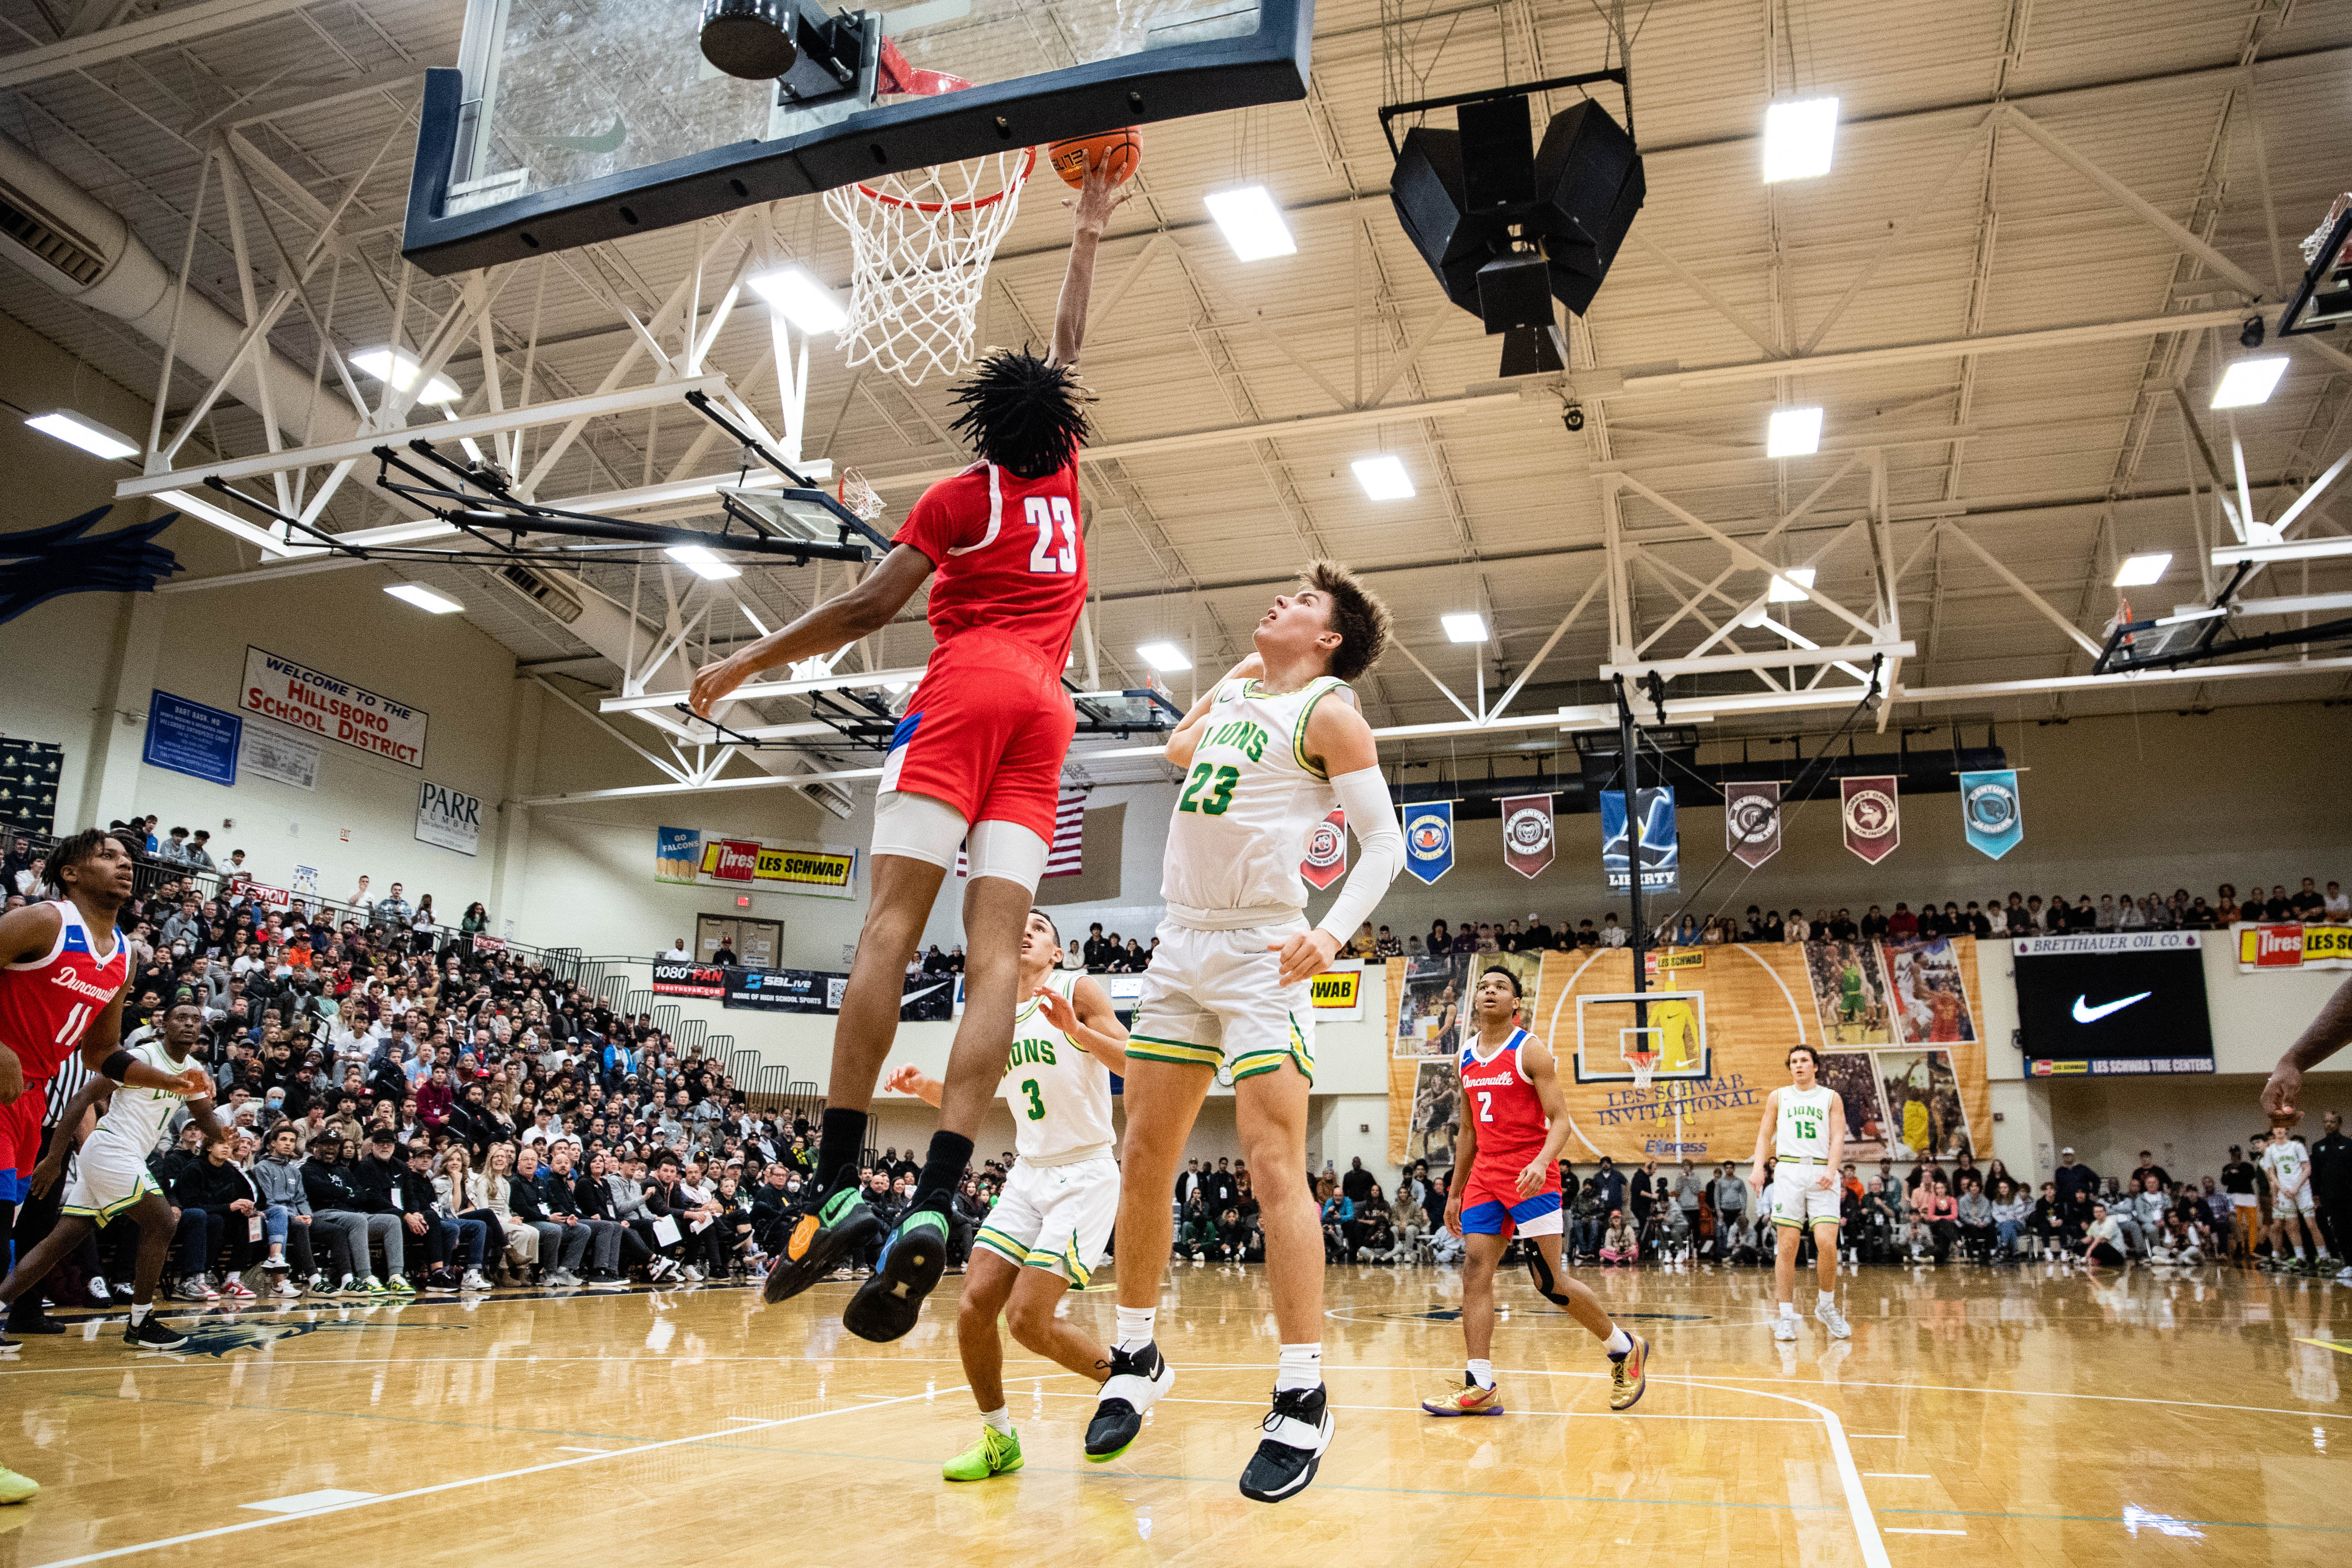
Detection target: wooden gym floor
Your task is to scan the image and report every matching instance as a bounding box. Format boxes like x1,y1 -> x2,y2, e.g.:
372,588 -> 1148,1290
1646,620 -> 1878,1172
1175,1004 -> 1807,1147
0,1260 -> 2344,1567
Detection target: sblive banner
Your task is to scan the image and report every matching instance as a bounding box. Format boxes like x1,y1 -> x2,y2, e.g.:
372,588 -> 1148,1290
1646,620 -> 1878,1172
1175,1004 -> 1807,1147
1300,808 -> 1347,890
1723,781 -> 1781,869
2237,923 -> 2352,972
241,646 -> 427,769
1841,776 -> 1900,864
1957,769 -> 2022,859
663,960 -> 944,1021
414,781 -> 483,856
1500,794 -> 1555,879
1402,801 -> 1454,884
1601,787 -> 1678,894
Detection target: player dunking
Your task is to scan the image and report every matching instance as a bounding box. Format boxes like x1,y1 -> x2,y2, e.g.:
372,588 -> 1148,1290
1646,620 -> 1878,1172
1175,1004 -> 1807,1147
1746,1044 -> 1851,1341
882,910 -> 1127,1481
1421,965 -> 1646,1417
1087,563 -> 1403,1503
0,1000 -> 226,1353
690,157 -> 1129,1343
0,831 -> 211,1505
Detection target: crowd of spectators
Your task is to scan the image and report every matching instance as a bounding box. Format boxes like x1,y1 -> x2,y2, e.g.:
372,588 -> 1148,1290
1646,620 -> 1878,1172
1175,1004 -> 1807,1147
0,823 -> 974,1323
1295,876 -> 2352,963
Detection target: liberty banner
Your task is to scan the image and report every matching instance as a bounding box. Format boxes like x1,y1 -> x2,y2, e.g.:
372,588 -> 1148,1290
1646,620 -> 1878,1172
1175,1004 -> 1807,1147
1403,801 -> 1454,885
1723,781 -> 1782,869
1601,787 -> 1679,894
1300,808 -> 1348,890
1500,794 -> 1556,879
1958,769 -> 2023,859
1841,776 -> 1900,864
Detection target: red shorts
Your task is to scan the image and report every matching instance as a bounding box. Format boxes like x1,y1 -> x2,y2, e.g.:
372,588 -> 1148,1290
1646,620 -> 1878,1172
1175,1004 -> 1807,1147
1459,1160 -> 1563,1238
0,1089 -> 44,1182
879,629 -> 1076,841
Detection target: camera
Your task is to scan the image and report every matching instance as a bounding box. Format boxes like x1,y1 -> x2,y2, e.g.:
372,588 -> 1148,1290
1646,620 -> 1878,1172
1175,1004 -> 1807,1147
1562,401 -> 1585,433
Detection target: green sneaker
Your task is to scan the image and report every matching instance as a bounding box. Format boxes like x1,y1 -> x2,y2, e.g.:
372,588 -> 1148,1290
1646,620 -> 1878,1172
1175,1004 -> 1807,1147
764,1184 -> 883,1306
385,1275 -> 416,1296
943,1424 -> 1023,1482
844,1209 -> 949,1343
359,1275 -> 388,1296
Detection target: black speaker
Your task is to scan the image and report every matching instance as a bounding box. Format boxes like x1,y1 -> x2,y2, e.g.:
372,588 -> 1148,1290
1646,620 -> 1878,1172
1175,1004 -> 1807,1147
700,0 -> 799,80
1389,96 -> 1644,335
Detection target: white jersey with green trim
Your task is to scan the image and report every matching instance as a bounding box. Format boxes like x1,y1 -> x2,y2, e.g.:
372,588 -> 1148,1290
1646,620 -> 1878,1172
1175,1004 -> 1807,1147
2260,1137 -> 2309,1194
1774,1084 -> 1835,1164
1001,967 -> 1114,1168
85,1038 -> 188,1161
1161,674 -> 1349,931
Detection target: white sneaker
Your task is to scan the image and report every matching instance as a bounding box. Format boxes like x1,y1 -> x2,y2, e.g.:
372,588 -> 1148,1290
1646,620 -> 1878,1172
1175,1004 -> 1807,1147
1772,1314 -> 1799,1341
683,1265 -> 704,1281
461,1270 -> 490,1292
273,1280 -> 302,1299
1815,1299 -> 1851,1338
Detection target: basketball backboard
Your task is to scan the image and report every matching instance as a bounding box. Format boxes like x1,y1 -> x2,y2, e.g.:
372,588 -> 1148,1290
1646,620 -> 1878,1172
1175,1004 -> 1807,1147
404,0 -> 1316,274
1565,991 -> 1711,1085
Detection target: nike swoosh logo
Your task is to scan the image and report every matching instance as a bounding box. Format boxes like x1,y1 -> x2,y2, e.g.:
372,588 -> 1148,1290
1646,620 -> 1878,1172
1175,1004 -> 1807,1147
541,115 -> 626,154
2072,991 -> 2151,1024
901,983 -> 947,1003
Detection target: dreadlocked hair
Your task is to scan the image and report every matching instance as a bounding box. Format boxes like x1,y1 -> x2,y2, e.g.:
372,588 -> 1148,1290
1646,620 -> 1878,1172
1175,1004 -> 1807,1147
43,827 -> 126,897
946,348 -> 1093,479
1304,559 -> 1391,682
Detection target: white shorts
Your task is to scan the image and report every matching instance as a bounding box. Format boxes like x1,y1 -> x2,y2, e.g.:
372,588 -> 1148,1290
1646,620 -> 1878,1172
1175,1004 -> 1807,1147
60,1134 -> 162,1224
1771,1166 -> 1842,1228
1127,920 -> 1315,1083
974,1155 -> 1119,1286
2273,1190 -> 2316,1219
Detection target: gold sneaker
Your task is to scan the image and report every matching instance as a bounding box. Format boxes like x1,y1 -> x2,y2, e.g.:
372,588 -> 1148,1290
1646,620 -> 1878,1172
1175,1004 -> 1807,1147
1609,1332 -> 1649,1411
1421,1376 -> 1505,1416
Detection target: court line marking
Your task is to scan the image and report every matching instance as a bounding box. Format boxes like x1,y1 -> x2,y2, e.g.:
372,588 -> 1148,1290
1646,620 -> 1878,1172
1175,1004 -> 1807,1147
1057,1391 -> 1816,1423
1686,1371 -> 2339,1420
1883,1528 -> 1966,1536
552,1448 -> 611,1455
24,1390 -> 941,1568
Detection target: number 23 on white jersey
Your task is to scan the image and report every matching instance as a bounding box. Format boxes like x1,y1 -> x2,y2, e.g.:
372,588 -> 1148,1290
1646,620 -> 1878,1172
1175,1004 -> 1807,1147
1026,495 -> 1077,575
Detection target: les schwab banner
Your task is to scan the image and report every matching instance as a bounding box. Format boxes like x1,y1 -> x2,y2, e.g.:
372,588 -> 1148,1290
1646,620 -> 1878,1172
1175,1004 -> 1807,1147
2237,923 -> 2352,971
701,837 -> 858,900
242,647 -> 428,769
1309,960 -> 1363,1021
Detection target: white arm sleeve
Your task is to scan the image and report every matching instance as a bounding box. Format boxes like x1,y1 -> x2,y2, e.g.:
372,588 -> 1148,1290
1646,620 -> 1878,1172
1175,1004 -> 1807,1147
1315,766 -> 1405,946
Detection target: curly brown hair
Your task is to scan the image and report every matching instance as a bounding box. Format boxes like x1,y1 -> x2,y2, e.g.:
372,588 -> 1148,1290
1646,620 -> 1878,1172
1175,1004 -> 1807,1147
1304,559 -> 1390,682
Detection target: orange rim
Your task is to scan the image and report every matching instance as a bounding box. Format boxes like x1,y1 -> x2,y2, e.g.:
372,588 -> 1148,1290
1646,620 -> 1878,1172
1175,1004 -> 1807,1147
854,144 -> 1035,213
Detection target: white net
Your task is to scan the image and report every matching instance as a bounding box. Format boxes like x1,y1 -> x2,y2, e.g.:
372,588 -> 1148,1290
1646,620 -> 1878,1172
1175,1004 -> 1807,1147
824,147 -> 1035,386
837,466 -> 886,522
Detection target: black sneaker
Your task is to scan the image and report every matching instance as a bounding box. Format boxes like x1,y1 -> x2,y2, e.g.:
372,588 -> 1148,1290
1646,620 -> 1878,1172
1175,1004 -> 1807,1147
843,1209 -> 950,1343
7,1313 -> 67,1336
125,1317 -> 190,1351
1238,1384 -> 1335,1503
1085,1342 -> 1175,1462
764,1185 -> 883,1306
111,1282 -> 136,1304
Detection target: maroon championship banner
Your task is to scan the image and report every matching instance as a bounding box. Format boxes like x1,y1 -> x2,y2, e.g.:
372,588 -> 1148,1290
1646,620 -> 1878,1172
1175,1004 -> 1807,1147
1500,793 -> 1556,879
1841,775 -> 1900,864
1723,781 -> 1782,869
1300,808 -> 1347,890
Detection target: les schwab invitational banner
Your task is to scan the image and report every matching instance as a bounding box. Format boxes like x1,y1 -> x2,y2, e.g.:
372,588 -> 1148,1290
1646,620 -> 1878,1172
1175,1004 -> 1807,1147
1388,939 -> 1991,1170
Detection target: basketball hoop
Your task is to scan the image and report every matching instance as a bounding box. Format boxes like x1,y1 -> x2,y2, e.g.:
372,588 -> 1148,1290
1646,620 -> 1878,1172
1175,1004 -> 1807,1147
1627,1049 -> 1658,1093
836,466 -> 886,523
824,47 -> 1033,386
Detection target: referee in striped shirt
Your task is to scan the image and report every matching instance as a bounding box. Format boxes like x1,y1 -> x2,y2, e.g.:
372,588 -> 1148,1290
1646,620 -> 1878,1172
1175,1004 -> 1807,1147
5,1054 -> 94,1335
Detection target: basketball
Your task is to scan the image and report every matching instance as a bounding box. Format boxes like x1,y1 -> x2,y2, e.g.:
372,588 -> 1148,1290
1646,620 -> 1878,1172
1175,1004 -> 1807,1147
1048,128 -> 1141,189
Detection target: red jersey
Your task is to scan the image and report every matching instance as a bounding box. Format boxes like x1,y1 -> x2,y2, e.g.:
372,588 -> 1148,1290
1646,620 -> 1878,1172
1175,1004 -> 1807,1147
0,899 -> 129,1086
1459,1028 -> 1550,1176
895,458 -> 1087,669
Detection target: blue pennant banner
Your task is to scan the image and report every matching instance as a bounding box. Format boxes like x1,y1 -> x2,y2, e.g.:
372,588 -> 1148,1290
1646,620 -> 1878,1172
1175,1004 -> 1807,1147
1402,800 -> 1454,885
1958,769 -> 2023,859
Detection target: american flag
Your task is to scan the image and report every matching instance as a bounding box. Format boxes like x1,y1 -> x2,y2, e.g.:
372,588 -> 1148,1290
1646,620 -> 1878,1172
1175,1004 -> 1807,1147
957,789 -> 1086,879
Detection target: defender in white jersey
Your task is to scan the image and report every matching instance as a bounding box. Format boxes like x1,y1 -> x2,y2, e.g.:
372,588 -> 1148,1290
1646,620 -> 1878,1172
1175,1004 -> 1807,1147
0,1001 -> 222,1354
1746,1044 -> 1851,1340
1093,561 -> 1405,1505
2259,1123 -> 2328,1274
883,910 -> 1128,1482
